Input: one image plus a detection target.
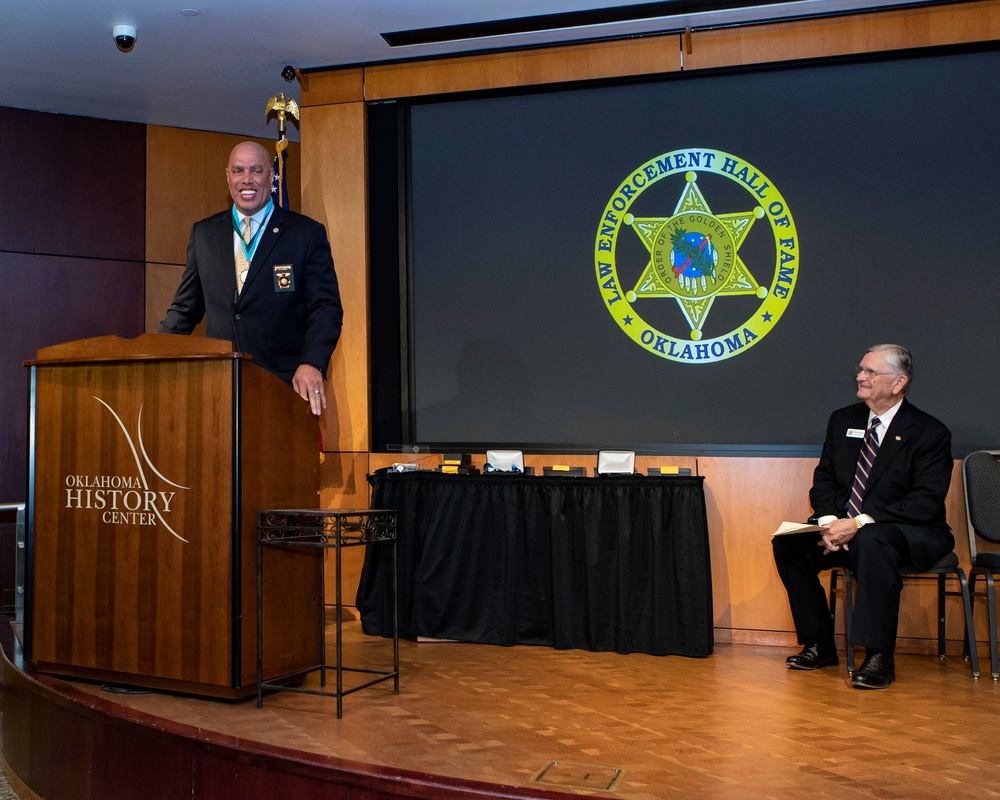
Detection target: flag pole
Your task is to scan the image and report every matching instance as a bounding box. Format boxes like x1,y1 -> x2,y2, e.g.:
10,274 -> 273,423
265,92 -> 299,209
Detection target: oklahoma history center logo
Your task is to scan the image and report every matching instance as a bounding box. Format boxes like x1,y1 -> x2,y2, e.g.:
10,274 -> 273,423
62,397 -> 190,543
595,148 -> 798,363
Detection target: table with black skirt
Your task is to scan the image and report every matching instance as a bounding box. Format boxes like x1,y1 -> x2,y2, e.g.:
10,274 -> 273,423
357,470 -> 713,657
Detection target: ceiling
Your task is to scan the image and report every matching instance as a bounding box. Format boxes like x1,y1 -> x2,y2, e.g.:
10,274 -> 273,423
0,0 -> 935,141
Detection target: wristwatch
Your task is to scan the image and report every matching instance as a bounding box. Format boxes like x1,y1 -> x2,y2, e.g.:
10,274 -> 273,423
854,516 -> 864,530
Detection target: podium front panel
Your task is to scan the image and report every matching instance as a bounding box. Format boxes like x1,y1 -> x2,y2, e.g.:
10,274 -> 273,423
30,358 -> 238,689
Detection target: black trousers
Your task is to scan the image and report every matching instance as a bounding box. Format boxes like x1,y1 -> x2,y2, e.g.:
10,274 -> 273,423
772,523 -> 912,653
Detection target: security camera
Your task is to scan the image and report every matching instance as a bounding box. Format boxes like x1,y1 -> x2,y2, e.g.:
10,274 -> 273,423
113,25 -> 136,53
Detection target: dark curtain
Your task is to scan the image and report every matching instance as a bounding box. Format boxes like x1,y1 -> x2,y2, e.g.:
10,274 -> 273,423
358,471 -> 713,657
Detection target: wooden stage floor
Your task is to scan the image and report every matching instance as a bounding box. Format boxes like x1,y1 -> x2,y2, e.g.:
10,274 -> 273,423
4,613 -> 1000,799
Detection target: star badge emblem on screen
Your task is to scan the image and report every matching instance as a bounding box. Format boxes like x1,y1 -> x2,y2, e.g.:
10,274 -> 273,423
595,148 -> 798,363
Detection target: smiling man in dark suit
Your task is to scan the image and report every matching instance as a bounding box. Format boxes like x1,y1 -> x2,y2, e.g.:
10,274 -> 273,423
159,141 -> 343,416
772,344 -> 954,689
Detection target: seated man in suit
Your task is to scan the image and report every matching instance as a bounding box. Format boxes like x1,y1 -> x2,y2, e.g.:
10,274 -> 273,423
772,344 -> 954,689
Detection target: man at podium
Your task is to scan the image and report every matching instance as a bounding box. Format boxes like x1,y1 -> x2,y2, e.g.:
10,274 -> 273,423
158,141 -> 343,416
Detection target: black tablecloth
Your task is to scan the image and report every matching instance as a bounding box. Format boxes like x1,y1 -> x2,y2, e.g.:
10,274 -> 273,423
357,471 -> 713,657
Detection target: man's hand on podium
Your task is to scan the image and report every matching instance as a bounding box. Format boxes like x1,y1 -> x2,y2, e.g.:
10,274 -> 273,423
292,364 -> 326,416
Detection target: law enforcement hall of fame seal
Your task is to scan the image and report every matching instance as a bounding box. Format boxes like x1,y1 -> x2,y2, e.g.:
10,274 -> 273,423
594,148 -> 799,364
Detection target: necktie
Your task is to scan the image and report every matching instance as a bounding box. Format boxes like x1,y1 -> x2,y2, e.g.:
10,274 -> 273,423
847,417 -> 881,517
235,216 -> 252,294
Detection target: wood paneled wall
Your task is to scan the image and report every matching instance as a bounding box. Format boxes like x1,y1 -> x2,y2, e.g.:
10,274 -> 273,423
0,108 -> 148,610
296,0 -> 1000,647
0,108 -> 147,504
300,103 -> 370,454
682,0 -> 1000,70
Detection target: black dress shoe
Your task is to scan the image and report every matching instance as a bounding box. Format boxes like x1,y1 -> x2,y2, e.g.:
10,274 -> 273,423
786,641 -> 839,670
851,650 -> 895,689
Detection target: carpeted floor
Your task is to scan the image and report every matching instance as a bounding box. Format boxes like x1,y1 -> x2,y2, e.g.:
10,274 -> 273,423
0,773 -> 18,800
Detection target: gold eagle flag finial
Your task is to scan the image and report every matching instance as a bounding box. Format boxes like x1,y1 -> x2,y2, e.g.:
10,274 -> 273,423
266,93 -> 300,137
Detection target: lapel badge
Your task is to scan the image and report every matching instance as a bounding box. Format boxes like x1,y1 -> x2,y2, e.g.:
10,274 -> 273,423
273,264 -> 294,292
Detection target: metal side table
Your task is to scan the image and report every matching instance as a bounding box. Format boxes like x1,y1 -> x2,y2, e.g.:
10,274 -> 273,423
256,508 -> 398,717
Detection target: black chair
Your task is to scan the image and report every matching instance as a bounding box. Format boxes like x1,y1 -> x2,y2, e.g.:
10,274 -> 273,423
828,566 -> 853,667
962,450 -> 1000,680
828,554 -> 980,678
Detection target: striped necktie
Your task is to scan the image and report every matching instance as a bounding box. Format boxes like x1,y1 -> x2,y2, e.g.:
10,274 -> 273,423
236,216 -> 252,294
847,417 -> 881,517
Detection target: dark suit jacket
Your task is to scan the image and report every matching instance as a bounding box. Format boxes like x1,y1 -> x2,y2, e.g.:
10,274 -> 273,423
809,398 -> 954,570
158,206 -> 343,384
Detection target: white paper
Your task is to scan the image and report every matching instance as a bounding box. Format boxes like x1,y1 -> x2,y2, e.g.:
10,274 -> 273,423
771,520 -> 823,537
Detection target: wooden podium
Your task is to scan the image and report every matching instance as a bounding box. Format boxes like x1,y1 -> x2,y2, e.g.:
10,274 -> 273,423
24,335 -> 322,698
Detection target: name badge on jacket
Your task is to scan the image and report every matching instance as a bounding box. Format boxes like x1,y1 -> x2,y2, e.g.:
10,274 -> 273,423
846,428 -> 865,438
273,265 -> 294,292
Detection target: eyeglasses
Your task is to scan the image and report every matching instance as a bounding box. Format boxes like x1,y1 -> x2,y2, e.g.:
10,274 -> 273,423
854,366 -> 899,378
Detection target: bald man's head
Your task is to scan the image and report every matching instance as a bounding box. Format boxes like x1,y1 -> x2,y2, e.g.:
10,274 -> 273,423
226,141 -> 273,215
